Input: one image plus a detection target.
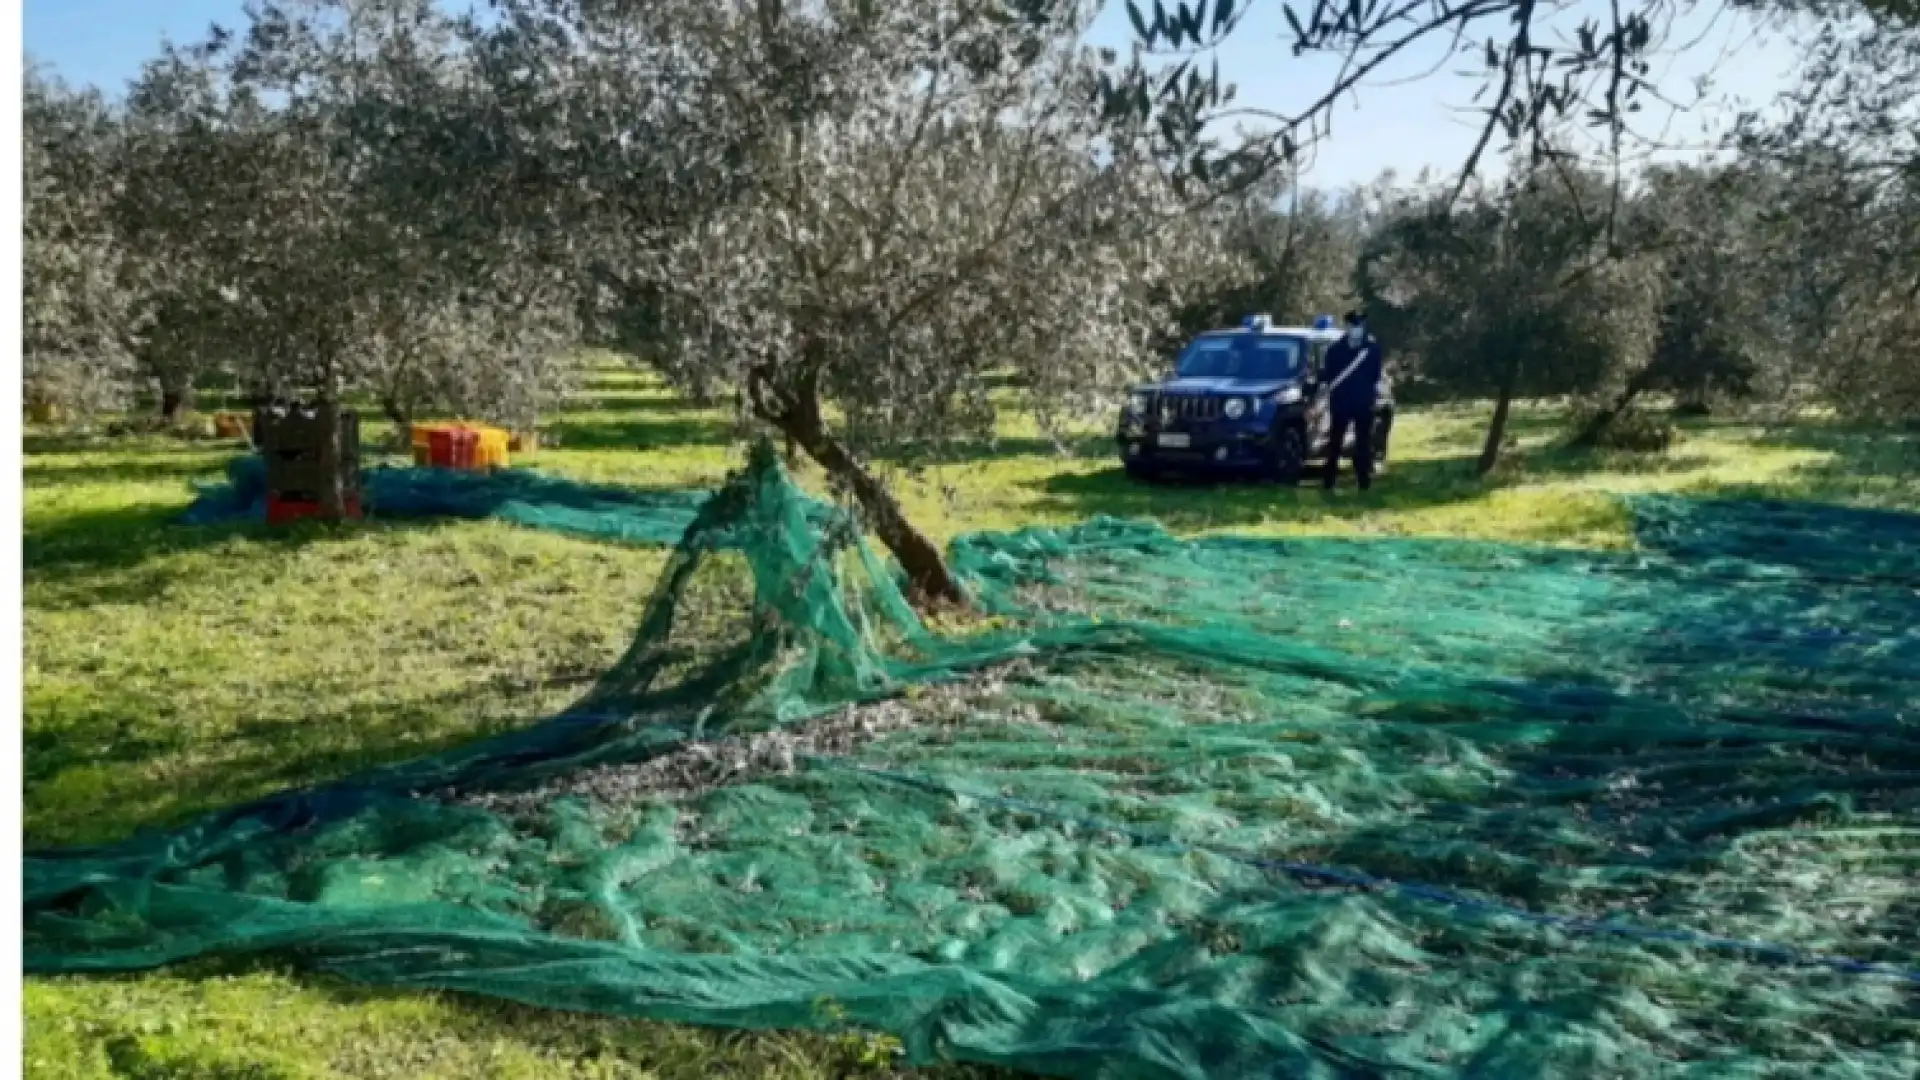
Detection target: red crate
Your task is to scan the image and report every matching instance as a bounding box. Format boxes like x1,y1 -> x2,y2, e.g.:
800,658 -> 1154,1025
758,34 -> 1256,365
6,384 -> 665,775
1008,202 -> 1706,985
266,492 -> 363,526
427,427 -> 480,469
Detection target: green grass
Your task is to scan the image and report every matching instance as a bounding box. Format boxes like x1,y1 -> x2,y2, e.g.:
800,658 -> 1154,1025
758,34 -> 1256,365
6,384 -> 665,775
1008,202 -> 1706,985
24,368 -> 1920,1078
25,963 -> 956,1080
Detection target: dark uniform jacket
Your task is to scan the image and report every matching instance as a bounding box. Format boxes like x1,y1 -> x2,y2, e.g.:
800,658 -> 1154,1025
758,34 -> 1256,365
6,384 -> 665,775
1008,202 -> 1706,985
1321,335 -> 1384,414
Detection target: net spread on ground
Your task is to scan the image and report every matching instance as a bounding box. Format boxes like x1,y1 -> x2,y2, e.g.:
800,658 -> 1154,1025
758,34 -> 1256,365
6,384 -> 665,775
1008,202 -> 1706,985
29,446 -> 1920,1078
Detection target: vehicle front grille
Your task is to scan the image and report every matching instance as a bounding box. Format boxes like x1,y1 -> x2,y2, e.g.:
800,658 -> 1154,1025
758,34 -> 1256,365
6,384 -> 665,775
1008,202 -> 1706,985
1158,394 -> 1220,425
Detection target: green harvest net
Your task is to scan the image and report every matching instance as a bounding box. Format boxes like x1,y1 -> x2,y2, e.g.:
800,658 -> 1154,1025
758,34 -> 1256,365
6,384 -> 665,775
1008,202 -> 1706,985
31,442 -> 1920,1078
177,452 -> 719,545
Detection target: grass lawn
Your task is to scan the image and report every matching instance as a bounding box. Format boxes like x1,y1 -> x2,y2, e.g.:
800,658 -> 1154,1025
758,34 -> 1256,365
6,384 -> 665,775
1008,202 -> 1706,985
23,369 -> 1920,1078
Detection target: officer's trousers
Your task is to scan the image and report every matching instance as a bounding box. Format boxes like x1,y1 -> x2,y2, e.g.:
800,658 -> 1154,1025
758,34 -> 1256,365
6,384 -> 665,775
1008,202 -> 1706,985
1323,408 -> 1374,490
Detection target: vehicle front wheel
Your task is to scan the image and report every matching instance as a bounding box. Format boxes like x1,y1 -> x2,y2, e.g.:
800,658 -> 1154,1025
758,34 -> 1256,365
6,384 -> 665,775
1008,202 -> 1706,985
1269,424 -> 1306,484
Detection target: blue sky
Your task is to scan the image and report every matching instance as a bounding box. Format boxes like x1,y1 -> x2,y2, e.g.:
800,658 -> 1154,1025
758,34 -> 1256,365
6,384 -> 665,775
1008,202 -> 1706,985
25,0 -> 1802,189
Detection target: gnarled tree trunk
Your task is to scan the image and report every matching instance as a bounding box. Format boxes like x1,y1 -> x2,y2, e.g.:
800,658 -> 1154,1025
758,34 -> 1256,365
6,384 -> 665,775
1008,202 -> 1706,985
757,378 -> 966,608
159,374 -> 194,423
1572,367 -> 1657,448
316,368 -> 348,522
1478,355 -> 1522,475
382,393 -> 415,451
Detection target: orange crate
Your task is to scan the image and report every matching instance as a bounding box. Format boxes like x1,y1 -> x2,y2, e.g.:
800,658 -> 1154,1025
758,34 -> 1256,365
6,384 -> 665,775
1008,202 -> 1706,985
413,422 -> 509,471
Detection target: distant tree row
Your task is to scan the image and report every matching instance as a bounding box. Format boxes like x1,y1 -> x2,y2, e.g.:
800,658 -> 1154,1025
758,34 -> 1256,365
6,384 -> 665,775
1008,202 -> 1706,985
23,0 -> 1917,595
23,0 -> 1237,597
1125,0 -> 1917,472
1158,127 -> 1917,472
1355,136 -> 1919,471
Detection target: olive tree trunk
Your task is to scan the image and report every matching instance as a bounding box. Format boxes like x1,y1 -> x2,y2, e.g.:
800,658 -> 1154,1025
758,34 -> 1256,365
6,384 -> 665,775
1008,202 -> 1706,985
159,375 -> 194,422
1572,367 -> 1657,449
382,393 -> 415,450
764,388 -> 966,608
1477,356 -> 1522,475
316,368 -> 348,521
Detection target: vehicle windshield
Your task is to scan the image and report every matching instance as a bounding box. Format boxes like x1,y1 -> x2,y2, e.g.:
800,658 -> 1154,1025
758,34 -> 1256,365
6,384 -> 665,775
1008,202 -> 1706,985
1175,335 -> 1304,380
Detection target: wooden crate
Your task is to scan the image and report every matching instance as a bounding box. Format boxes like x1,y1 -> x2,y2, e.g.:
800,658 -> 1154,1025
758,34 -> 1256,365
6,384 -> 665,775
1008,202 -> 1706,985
253,403 -> 361,501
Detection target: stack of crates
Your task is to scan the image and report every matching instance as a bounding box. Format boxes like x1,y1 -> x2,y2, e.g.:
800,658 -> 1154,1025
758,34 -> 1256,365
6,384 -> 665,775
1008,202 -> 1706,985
254,403 -> 362,525
410,422 -> 510,470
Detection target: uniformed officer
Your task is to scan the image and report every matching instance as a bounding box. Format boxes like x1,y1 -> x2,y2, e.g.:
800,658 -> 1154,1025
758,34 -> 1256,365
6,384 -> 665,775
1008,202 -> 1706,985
1319,310 -> 1384,491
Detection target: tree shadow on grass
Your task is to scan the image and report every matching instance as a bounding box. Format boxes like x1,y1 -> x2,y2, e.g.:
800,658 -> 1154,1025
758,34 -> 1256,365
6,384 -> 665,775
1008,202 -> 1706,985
542,412 -> 737,452
1706,422 -> 1920,510
21,661 -> 605,803
22,499 -> 343,610
579,370 -> 651,392
1017,417 -> 1794,540
871,432 -> 1118,467
21,675 -> 585,849
572,378 -> 720,411
1498,443 -> 1721,481
1023,453 -> 1500,533
23,451 -> 237,488
24,430 -> 239,479
880,401 -> 1575,470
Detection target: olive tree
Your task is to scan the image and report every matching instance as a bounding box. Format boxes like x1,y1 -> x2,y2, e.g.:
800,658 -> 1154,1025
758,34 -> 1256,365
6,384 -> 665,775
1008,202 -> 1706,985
1636,167 -> 1771,414
114,42 -> 251,422
1547,163 -> 1778,445
140,0 -> 585,513
23,68 -> 142,416
368,270 -> 583,433
1738,16 -> 1920,422
1360,165 -> 1659,471
1160,168 -> 1365,355
483,0 -> 1229,603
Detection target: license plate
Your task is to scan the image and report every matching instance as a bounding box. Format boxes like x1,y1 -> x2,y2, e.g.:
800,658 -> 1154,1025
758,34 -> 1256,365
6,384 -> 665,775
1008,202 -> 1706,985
1157,433 -> 1191,449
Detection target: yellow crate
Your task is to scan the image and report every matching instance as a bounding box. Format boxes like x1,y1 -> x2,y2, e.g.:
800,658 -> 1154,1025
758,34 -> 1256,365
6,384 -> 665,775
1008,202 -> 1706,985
471,425 -> 510,469
410,421 -> 510,470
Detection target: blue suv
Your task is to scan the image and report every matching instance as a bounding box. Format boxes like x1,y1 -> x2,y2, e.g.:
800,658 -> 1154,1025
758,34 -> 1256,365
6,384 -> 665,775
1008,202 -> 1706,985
1117,315 -> 1394,482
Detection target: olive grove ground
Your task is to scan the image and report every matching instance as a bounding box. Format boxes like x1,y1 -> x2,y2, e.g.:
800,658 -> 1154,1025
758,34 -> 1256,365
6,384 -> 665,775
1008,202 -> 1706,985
22,367 -> 1920,1079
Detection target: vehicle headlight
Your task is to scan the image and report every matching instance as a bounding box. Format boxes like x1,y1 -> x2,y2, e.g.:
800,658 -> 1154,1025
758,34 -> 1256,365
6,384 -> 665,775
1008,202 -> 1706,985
1223,397 -> 1248,420
1127,392 -> 1150,414
1272,386 -> 1302,405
